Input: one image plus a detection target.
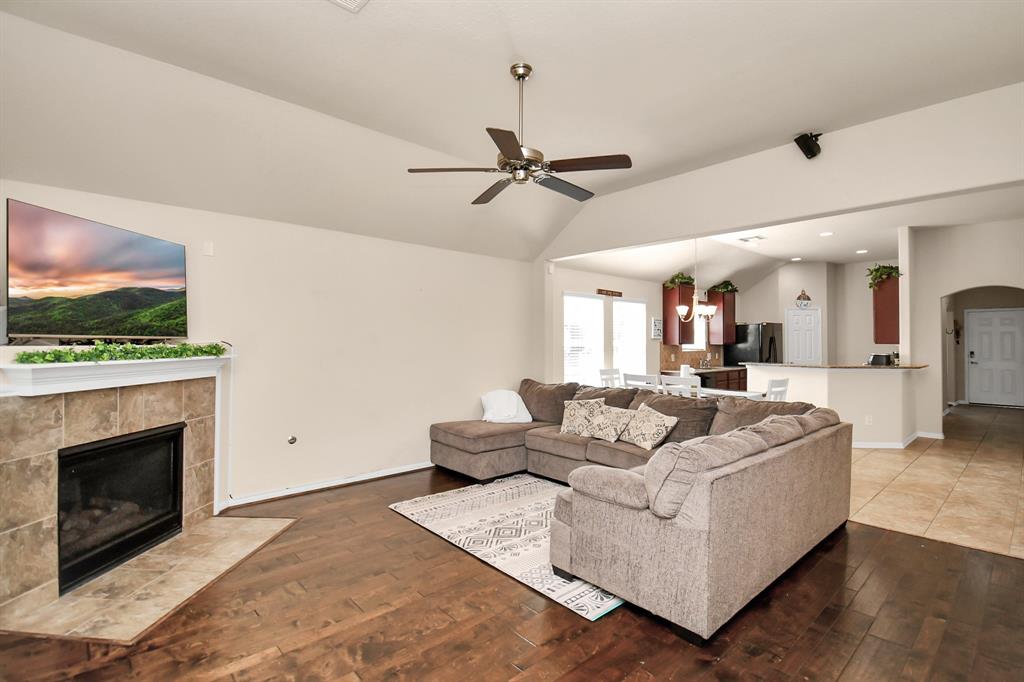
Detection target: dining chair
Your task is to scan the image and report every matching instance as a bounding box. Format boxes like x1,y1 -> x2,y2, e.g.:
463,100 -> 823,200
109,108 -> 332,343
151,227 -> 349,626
661,375 -> 701,397
599,368 -> 622,388
623,373 -> 661,392
764,378 -> 789,401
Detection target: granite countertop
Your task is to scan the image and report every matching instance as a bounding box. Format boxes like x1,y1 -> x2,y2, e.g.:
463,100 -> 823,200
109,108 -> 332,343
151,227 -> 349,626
660,366 -> 746,374
743,362 -> 929,369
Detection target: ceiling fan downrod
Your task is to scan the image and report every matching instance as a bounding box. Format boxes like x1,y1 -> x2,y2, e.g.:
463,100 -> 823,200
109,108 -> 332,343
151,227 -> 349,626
510,63 -> 532,147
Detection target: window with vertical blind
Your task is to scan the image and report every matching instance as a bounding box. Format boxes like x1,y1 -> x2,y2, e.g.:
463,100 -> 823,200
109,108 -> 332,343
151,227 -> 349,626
613,299 -> 647,376
563,294 -> 604,386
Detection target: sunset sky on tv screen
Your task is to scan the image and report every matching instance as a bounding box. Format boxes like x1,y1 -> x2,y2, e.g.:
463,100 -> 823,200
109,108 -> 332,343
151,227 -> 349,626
7,199 -> 185,300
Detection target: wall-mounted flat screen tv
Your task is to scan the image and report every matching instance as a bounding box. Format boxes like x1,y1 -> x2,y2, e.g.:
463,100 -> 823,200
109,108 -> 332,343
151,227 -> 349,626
6,199 -> 187,339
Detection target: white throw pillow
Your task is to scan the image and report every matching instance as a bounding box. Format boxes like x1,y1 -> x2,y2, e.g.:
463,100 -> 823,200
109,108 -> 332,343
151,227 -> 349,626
620,403 -> 679,450
586,405 -> 635,443
560,398 -> 605,436
481,389 -> 533,423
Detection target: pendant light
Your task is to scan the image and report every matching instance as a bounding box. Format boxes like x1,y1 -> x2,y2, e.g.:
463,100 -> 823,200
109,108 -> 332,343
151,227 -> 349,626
676,239 -> 717,322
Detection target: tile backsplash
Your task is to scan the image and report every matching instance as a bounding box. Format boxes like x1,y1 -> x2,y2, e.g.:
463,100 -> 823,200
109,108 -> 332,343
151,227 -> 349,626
659,344 -> 724,372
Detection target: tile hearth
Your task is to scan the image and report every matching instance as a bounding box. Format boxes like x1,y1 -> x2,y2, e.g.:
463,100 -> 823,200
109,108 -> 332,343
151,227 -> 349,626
0,516 -> 293,644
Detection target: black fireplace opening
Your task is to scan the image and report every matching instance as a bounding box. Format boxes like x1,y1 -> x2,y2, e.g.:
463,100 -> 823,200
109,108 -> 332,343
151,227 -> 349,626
58,422 -> 185,593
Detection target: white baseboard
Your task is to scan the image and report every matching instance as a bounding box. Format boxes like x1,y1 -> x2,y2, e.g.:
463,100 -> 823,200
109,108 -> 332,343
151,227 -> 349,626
217,460 -> 434,511
854,431 -> 944,450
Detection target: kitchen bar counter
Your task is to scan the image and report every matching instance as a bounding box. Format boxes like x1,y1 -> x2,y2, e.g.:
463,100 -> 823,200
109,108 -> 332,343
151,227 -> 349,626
745,364 -> 931,448
660,366 -> 746,375
743,362 -> 928,370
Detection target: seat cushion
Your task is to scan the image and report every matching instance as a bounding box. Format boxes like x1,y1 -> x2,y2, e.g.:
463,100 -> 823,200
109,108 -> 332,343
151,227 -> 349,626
554,488 -> 573,524
573,385 -> 639,409
586,439 -> 655,470
628,391 -> 718,442
525,425 -> 591,461
430,420 -> 552,454
518,379 -> 580,423
708,396 -> 815,435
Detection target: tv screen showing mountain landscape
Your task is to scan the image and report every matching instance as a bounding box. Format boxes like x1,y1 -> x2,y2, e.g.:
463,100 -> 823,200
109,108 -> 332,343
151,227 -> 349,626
7,199 -> 187,338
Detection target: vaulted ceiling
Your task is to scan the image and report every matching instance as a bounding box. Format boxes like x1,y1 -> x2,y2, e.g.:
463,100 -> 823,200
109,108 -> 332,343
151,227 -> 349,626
1,0 -> 1022,260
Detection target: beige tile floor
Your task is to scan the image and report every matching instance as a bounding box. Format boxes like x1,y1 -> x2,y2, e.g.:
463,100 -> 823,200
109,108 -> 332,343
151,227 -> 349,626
850,404 -> 1024,557
0,515 -> 294,644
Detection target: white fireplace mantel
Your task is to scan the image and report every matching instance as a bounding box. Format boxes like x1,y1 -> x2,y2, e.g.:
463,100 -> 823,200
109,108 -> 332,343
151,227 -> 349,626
0,356 -> 230,396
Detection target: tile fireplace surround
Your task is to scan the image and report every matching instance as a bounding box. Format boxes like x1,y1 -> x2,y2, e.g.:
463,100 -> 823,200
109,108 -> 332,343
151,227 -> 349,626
0,374 -> 292,644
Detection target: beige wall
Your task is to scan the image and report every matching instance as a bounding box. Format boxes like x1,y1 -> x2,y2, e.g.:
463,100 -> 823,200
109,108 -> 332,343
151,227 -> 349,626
909,220 -> 1024,435
948,286 -> 1024,402
833,259 -> 900,365
737,261 -> 834,362
543,83 -> 1024,260
544,265 -> 662,382
1,180 -> 541,503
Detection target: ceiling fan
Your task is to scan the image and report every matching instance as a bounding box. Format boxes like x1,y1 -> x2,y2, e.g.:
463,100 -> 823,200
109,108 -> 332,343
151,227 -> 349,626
408,63 -> 632,205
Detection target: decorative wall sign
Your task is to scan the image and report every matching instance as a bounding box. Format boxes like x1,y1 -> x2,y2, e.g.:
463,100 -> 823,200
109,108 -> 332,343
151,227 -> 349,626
651,318 -> 663,340
597,289 -> 622,297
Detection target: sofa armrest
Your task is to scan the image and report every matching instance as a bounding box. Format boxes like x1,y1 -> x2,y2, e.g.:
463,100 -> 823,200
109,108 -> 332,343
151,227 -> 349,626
567,465 -> 648,510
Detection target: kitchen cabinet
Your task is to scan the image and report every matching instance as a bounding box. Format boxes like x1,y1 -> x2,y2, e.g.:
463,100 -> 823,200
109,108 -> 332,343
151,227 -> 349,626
873,277 -> 899,344
707,291 -> 736,345
697,368 -> 747,391
662,284 -> 695,346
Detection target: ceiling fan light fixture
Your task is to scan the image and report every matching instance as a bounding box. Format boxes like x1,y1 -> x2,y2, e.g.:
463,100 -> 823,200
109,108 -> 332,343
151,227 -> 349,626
407,64 -> 632,204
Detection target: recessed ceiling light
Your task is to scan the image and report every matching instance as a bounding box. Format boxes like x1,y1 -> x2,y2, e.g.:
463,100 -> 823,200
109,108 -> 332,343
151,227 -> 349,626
791,257 -> 802,261
819,231 -> 834,237
856,249 -> 868,254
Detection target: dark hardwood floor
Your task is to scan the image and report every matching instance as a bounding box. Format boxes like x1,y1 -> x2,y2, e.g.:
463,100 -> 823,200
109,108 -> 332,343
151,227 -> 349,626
2,467 -> 1023,681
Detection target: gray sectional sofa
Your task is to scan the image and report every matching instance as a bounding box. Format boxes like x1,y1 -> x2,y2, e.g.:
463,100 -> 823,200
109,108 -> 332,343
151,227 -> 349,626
550,408 -> 852,640
430,378 -> 813,483
429,378 -> 853,641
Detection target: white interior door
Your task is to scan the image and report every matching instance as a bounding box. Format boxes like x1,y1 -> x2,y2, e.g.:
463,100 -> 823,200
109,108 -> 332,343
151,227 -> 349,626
785,308 -> 822,365
966,308 -> 1024,407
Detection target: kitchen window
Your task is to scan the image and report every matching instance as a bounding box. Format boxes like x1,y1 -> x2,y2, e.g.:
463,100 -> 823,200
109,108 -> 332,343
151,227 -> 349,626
682,319 -> 708,351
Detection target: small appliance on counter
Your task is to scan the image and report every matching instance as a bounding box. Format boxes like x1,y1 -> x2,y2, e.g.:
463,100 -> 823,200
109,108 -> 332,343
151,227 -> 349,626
724,323 -> 783,366
866,353 -> 894,366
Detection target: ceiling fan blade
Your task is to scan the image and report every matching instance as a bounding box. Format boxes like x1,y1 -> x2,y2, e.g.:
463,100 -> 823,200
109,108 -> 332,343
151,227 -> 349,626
471,178 -> 513,205
485,128 -> 524,162
534,175 -> 594,202
408,167 -> 500,173
547,154 -> 632,173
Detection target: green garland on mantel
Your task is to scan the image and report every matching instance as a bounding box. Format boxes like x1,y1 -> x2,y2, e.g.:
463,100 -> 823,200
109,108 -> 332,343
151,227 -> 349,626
663,272 -> 695,289
14,341 -> 227,365
866,264 -> 902,290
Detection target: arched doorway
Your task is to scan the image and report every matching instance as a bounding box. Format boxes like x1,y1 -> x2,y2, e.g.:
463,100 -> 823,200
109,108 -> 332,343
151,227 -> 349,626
940,286 -> 1024,410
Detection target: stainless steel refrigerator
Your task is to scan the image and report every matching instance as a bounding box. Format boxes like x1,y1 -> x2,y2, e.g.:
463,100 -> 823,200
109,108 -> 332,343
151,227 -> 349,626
724,323 -> 783,365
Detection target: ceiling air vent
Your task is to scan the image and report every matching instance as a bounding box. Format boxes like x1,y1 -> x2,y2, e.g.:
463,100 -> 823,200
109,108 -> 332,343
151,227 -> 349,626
327,0 -> 370,13
738,235 -> 765,243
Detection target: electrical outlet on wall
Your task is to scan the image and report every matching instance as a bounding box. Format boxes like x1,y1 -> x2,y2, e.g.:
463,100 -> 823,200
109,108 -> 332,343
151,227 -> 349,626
864,415 -> 873,425
670,353 -> 676,362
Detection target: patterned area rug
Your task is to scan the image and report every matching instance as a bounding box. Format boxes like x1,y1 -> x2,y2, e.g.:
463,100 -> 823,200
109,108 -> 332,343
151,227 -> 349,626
389,474 -> 623,620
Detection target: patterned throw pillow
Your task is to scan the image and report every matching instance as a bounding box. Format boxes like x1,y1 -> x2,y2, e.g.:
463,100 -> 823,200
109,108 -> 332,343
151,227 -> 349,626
560,398 -> 605,436
586,405 -> 635,443
620,403 -> 680,450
